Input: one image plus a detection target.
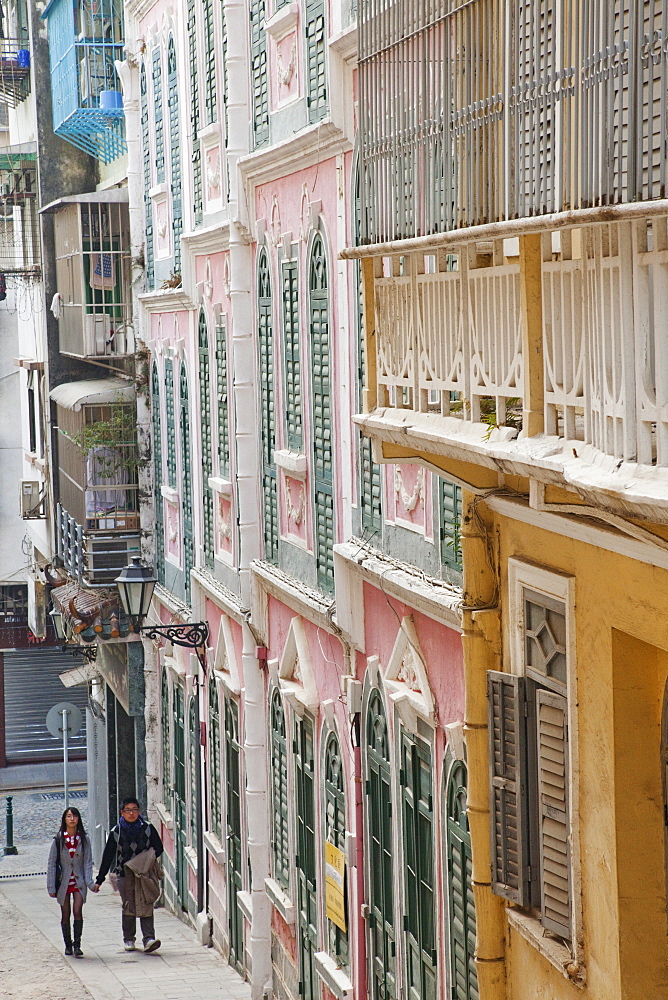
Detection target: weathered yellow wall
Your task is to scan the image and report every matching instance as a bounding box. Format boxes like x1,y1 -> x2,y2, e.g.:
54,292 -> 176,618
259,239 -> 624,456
492,512 -> 668,1000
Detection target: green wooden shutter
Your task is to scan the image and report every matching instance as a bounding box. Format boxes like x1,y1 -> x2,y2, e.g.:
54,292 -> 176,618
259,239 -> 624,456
536,689 -> 571,939
258,249 -> 278,562
199,313 -> 214,568
295,714 -> 318,1000
165,358 -> 177,489
221,0 -> 230,199
366,690 -> 397,1000
282,257 -> 303,451
174,683 -> 186,802
309,234 -> 334,590
151,365 -> 165,582
203,0 -> 217,125
216,318 -> 231,479
188,695 -> 198,844
225,699 -> 244,971
152,48 -> 165,184
270,690 -> 290,889
250,0 -> 269,147
447,760 -> 479,1000
209,675 -> 222,840
141,65 -> 154,290
401,733 -> 436,1000
440,479 -> 462,571
167,38 -> 183,272
305,0 -> 327,124
187,0 -> 203,225
324,733 -> 348,966
180,365 -> 194,603
161,669 -> 171,798
487,671 -> 530,904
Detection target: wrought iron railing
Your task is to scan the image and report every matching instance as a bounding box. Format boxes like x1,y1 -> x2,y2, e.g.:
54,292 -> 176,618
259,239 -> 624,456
359,0 -> 668,243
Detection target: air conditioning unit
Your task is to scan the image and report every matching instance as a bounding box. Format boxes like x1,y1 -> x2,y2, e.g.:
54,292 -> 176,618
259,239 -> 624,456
83,313 -> 112,356
20,480 -> 44,519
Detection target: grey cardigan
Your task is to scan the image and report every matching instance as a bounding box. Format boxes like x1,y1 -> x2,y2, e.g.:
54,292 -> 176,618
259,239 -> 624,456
47,832 -> 95,905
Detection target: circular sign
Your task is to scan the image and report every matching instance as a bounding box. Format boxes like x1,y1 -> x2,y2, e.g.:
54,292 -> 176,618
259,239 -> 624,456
46,702 -> 83,740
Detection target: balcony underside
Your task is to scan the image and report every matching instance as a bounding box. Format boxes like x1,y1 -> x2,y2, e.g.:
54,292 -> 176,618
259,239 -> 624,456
355,408 -> 668,526
55,109 -> 126,164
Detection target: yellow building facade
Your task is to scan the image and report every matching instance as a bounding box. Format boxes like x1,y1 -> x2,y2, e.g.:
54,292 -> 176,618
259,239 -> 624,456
351,3 -> 668,996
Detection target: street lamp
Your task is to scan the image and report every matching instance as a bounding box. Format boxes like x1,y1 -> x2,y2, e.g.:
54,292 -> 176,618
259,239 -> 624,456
114,556 -> 209,650
50,606 -> 65,641
49,606 -> 97,663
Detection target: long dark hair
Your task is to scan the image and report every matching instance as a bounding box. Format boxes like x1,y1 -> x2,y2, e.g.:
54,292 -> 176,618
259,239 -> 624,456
59,806 -> 86,839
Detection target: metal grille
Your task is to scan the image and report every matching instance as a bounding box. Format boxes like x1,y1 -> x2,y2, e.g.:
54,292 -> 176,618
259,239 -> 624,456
0,152 -> 39,274
165,359 -> 177,489
151,365 -> 165,583
199,313 -> 214,568
258,249 -> 278,562
306,0 -> 327,124
204,0 -> 217,124
180,364 -> 193,603
250,0 -> 269,147
270,689 -> 290,889
187,0 -> 202,226
440,479 -> 462,571
168,38 -> 182,273
216,319 -> 231,479
0,36 -> 31,108
324,733 -> 348,966
209,675 -> 222,840
310,234 -> 334,590
141,65 -> 154,289
282,257 -> 303,450
152,48 -> 165,184
358,0 -> 668,243
161,668 -> 171,797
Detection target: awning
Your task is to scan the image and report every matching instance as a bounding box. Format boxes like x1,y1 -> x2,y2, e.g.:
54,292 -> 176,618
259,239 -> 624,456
50,378 -> 134,411
40,188 -> 129,214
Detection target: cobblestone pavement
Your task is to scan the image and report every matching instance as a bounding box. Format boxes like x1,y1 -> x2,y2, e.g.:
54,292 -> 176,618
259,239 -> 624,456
0,785 -> 88,846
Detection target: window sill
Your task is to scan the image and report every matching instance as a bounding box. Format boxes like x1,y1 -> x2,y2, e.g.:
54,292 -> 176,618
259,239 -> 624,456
154,801 -> 173,831
203,830 -> 226,866
237,889 -> 252,923
265,2 -> 299,40
274,449 -> 307,479
314,952 -> 354,1000
185,845 -> 198,875
264,876 -> 295,925
149,183 -> 168,199
161,485 -> 179,504
208,476 -> 233,497
506,908 -> 585,988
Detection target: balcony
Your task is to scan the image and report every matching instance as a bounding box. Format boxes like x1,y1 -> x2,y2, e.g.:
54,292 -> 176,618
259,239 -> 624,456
44,192 -> 132,359
349,206 -> 668,515
0,147 -> 40,274
41,0 -> 125,163
51,378 -> 140,587
0,37 -> 31,107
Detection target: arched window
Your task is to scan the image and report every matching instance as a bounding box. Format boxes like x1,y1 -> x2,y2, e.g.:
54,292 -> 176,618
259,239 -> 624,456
152,47 -> 165,184
309,232 -> 333,589
446,758 -> 478,1000
186,0 -> 202,225
161,669 -> 170,799
324,733 -> 348,966
270,690 -> 290,888
179,365 -> 193,602
140,64 -> 154,289
164,358 -> 176,489
188,696 -> 198,845
258,248 -> 278,562
366,690 -> 397,1000
282,253 -> 302,450
209,675 -> 222,840
198,312 -> 214,567
151,364 -> 165,582
167,37 -> 182,271
216,317 -> 230,478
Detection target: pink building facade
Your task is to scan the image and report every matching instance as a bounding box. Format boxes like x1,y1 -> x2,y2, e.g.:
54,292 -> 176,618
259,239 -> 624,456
122,0 -> 474,998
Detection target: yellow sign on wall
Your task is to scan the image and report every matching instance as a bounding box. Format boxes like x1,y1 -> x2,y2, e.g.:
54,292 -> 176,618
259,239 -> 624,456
325,841 -> 346,932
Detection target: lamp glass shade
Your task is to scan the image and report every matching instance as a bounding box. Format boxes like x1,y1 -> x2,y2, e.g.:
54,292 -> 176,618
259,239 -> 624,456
115,556 -> 157,622
50,606 -> 65,640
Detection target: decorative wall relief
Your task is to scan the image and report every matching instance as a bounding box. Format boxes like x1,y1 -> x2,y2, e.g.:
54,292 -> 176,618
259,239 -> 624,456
155,197 -> 170,257
217,495 -> 233,554
206,147 -> 221,201
166,500 -> 180,558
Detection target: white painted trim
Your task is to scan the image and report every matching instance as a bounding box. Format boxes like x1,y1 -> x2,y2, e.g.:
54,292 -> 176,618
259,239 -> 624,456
212,614 -> 241,695
138,288 -> 193,312
239,121 -> 352,190
190,568 -> 246,625
203,830 -> 226,866
278,616 -> 319,713
264,877 -> 296,925
250,560 -> 338,635
180,220 -> 231,254
314,952 -> 354,999
265,2 -> 299,40
185,845 -> 198,874
274,449 -> 308,478
328,24 -> 357,61
237,889 -> 253,923
154,801 -> 173,831
208,476 -> 233,497
161,485 -> 179,503
385,615 -> 435,730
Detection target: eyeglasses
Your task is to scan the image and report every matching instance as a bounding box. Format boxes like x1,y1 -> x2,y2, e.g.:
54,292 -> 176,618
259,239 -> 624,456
122,807 -> 140,814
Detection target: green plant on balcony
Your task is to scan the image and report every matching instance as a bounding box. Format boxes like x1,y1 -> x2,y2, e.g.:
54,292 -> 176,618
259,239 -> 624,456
72,401 -> 141,479
450,395 -> 522,440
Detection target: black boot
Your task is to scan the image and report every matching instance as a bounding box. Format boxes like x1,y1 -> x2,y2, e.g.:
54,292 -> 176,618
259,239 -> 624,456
73,918 -> 84,958
61,921 -> 73,956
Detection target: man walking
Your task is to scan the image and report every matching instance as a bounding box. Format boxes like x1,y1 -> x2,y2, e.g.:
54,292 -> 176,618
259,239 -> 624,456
92,797 -> 164,953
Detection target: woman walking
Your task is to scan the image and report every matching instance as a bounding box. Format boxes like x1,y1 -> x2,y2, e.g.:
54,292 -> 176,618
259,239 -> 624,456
47,807 -> 95,958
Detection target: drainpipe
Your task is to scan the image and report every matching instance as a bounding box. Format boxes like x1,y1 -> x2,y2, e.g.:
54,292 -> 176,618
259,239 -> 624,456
225,0 -> 271,989
460,490 -> 506,999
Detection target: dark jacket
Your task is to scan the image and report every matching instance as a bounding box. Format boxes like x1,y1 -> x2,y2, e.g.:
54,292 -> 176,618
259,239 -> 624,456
95,817 -> 163,884
47,832 -> 94,905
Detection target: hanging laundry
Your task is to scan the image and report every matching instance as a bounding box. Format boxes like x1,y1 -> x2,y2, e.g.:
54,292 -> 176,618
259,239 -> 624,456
50,292 -> 62,318
90,252 -> 116,290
